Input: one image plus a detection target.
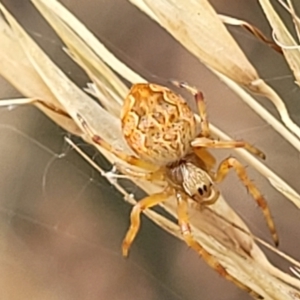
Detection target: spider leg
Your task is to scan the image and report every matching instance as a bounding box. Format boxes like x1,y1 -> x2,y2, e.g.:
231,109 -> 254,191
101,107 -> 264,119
122,188 -> 172,256
170,80 -> 210,137
176,192 -> 263,299
214,157 -> 278,246
115,163 -> 165,182
193,147 -> 216,172
191,137 -> 266,160
76,113 -> 157,171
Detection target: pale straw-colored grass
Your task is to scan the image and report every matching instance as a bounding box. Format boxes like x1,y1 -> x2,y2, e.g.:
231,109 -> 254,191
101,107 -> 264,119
0,0 -> 300,298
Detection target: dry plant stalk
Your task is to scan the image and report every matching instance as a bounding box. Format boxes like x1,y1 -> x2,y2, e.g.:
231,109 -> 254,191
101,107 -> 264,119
0,0 -> 300,299
259,0 -> 300,86
129,0 -> 300,143
219,14 -> 283,54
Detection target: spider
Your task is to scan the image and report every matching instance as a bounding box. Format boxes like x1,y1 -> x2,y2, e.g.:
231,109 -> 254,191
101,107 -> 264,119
77,82 -> 278,299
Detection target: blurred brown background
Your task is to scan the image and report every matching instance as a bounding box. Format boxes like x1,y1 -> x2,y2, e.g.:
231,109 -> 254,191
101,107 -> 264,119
0,0 -> 300,299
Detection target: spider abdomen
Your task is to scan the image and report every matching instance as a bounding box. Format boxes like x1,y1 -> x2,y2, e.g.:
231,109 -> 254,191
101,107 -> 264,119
121,83 -> 197,165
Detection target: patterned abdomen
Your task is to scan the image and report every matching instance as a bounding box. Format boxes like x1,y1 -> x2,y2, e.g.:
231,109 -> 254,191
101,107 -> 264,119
121,83 -> 197,166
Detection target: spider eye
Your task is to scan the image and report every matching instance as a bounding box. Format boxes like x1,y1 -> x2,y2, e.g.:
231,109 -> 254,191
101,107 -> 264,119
197,187 -> 203,196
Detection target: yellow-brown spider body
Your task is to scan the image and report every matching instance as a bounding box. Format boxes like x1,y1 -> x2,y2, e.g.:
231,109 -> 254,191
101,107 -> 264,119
78,81 -> 278,299
121,83 -> 197,166
120,83 -> 218,204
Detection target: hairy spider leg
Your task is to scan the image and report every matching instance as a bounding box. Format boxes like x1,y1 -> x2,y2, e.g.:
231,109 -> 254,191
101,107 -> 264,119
214,157 -> 278,246
191,137 -> 266,160
77,113 -> 157,171
170,81 -> 266,160
122,189 -> 172,256
176,192 -> 264,299
170,80 -> 210,137
192,148 -> 216,172
114,163 -> 165,182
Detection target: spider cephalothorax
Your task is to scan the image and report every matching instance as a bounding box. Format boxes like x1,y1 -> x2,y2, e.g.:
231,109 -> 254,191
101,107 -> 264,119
165,154 -> 219,206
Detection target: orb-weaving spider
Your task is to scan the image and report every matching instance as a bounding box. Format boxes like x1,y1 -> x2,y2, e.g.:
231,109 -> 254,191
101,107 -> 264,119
78,82 -> 278,299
